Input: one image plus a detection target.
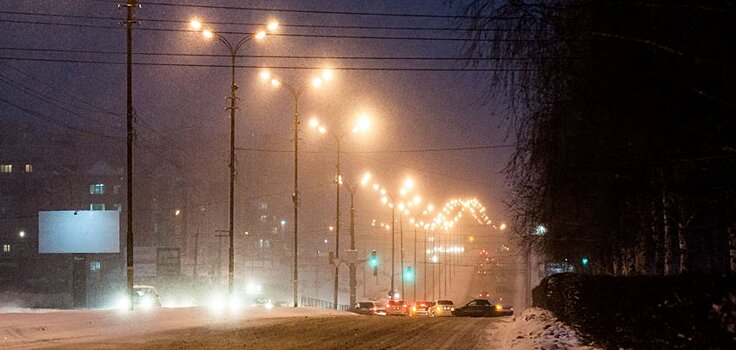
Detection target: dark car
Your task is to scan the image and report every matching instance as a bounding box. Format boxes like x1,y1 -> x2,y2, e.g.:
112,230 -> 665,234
452,299 -> 512,317
350,301 -> 382,315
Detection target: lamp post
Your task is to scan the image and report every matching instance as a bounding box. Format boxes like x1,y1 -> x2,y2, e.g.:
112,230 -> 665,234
309,115 -> 370,309
260,69 -> 333,307
365,176 -> 417,300
190,19 -> 277,296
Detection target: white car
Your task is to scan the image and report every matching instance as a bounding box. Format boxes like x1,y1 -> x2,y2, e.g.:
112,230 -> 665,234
431,299 -> 455,317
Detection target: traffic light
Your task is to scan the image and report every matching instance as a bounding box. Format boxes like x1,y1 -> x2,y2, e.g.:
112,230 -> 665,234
370,250 -> 378,276
404,266 -> 414,281
581,257 -> 589,267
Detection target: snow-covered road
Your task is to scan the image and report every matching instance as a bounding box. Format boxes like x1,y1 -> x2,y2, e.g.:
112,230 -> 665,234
0,306 -> 596,349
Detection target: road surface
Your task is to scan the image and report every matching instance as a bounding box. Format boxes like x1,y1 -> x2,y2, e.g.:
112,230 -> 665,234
46,315 -> 508,349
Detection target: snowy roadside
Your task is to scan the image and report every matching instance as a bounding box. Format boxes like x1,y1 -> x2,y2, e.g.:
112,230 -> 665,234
486,307 -> 600,350
0,306 -> 352,349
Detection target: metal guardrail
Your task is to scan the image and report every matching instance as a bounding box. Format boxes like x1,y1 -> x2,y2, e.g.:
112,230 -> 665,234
301,296 -> 349,311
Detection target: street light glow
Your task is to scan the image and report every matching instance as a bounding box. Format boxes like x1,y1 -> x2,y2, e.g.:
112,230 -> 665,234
259,71 -> 271,81
404,178 -> 414,189
322,69 -> 334,81
190,20 -> 203,30
308,118 -> 319,128
312,77 -> 323,87
267,21 -> 279,31
270,79 -> 281,87
255,30 -> 267,40
372,184 -> 379,191
399,187 -> 408,196
361,172 -> 372,186
318,126 -> 327,134
413,194 -> 421,205
202,29 -> 214,39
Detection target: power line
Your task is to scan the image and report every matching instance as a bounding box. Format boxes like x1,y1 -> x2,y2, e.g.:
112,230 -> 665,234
0,46 -> 569,61
0,96 -> 121,140
89,0 -> 526,20
0,19 -> 546,42
0,56 -> 535,72
237,144 -> 516,154
0,10 -> 544,33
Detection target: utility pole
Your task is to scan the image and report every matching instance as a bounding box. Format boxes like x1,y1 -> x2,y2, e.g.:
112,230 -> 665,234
400,214 -> 404,298
122,0 -> 139,312
333,140 -> 341,309
413,225 -> 417,302
390,203 -> 395,297
348,186 -> 357,308
423,227 -> 427,301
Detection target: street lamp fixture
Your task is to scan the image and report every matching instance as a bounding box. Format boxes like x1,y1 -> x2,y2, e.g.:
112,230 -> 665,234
309,114 -> 371,309
259,68 -> 334,308
188,17 -> 278,297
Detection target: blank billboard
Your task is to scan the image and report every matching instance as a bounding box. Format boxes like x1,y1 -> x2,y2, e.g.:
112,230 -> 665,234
39,210 -> 120,253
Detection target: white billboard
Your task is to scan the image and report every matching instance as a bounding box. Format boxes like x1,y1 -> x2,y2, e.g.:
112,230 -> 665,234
39,210 -> 120,253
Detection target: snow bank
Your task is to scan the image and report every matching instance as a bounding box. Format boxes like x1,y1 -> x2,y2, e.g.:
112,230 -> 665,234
0,292 -> 72,310
0,306 -> 353,349
490,308 -> 599,350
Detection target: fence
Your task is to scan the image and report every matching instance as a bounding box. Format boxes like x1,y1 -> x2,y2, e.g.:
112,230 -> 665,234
300,296 -> 349,311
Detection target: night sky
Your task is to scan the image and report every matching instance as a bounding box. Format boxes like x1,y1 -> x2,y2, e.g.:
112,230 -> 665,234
1,0 -> 513,240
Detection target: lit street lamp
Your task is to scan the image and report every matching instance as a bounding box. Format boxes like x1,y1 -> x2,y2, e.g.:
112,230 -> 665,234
261,69 -> 334,307
309,115 -> 371,309
189,18 -> 278,296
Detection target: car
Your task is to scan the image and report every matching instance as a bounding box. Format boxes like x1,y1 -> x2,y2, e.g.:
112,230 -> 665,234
452,299 -> 513,317
252,297 -> 274,308
133,285 -> 162,308
410,300 -> 431,317
350,301 -> 382,315
430,299 -> 455,317
385,299 -> 409,316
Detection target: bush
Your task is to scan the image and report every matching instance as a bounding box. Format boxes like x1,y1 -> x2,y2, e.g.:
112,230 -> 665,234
532,273 -> 736,348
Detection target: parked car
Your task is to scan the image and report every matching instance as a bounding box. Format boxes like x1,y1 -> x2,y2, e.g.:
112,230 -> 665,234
133,285 -> 162,309
350,301 -> 382,315
430,299 -> 455,317
410,300 -> 431,317
385,299 -> 409,316
452,299 -> 513,317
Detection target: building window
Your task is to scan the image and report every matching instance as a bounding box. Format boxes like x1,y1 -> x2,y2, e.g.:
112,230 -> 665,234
2,244 -> 9,253
90,203 -> 105,211
260,215 -> 267,223
89,183 -> 105,195
0,164 -> 11,173
90,261 -> 101,272
114,203 -> 122,211
259,202 -> 268,210
113,185 -> 121,194
24,164 -> 32,173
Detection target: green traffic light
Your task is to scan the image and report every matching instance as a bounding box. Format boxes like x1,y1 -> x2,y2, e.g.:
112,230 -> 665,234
581,257 -> 589,266
404,266 -> 414,281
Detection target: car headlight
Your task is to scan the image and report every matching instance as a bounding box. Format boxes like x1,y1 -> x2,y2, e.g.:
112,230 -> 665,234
116,296 -> 131,311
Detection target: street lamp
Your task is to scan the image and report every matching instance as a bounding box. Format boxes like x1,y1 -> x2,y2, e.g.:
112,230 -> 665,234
189,18 -> 278,296
309,115 -> 371,309
261,69 -> 334,307
363,175 -> 418,299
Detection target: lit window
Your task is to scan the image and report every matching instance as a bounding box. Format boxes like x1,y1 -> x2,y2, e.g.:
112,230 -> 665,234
2,244 -> 9,253
24,164 -> 32,173
89,183 -> 105,195
90,203 -> 105,211
90,261 -> 101,272
0,164 -> 11,173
